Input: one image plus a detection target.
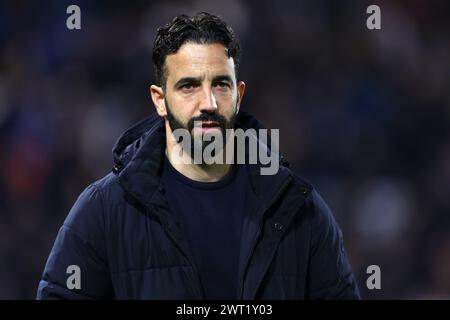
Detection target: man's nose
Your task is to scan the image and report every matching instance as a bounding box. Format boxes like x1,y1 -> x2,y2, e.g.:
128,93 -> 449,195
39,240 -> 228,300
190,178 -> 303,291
198,87 -> 218,113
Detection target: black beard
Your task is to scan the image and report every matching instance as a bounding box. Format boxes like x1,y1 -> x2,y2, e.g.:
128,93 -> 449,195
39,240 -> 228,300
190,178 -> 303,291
165,97 -> 237,159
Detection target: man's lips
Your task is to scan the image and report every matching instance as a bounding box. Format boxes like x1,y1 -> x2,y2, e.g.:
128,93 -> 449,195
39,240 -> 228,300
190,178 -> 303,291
195,121 -> 220,128
192,121 -> 220,133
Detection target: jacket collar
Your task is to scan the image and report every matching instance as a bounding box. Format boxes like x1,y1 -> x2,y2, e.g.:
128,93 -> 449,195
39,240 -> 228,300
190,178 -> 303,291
113,111 -> 292,214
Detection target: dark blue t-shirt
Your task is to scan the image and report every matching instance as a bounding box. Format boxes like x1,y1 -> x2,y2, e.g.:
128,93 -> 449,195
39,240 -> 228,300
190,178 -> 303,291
161,156 -> 248,299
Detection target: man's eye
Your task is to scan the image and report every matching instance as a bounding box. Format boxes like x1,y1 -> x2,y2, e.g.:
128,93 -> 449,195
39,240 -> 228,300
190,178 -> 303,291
214,82 -> 230,88
181,84 -> 194,90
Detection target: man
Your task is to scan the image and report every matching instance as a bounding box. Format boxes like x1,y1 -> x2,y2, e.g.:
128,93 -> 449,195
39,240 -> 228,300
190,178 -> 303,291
37,12 -> 360,299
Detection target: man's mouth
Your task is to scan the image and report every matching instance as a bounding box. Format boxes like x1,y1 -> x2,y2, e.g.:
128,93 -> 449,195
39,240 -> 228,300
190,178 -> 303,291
201,121 -> 219,128
193,121 -> 221,133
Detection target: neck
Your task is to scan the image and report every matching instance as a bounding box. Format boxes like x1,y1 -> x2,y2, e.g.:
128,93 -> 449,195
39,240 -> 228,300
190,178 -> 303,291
165,122 -> 232,182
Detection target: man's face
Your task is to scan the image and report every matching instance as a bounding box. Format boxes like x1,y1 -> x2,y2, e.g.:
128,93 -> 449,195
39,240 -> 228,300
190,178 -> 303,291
151,43 -> 245,151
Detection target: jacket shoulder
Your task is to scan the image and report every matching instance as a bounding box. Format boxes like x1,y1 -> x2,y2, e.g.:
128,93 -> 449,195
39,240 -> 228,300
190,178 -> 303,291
285,170 -> 360,299
37,173 -> 119,299
63,172 -> 124,239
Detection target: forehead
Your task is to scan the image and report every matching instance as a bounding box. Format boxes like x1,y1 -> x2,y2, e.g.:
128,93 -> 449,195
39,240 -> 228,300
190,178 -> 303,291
165,43 -> 236,81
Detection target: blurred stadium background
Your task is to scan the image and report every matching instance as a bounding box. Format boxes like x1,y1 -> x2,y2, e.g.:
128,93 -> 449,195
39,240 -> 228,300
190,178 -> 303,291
0,0 -> 449,299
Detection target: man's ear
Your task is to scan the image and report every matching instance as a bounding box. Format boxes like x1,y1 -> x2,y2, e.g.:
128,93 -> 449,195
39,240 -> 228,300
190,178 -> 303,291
150,85 -> 167,117
236,81 -> 246,113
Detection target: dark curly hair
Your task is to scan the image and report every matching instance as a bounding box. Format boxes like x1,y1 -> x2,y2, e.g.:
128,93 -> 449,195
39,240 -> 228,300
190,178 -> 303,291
152,12 -> 241,88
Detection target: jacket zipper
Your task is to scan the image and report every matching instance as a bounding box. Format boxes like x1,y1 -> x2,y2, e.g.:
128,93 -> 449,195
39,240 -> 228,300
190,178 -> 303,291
143,183 -> 207,299
163,223 -> 206,299
239,175 -> 293,299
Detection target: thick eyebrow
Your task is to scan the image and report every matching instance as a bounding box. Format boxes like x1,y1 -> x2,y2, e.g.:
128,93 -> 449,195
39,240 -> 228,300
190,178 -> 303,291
173,74 -> 235,89
174,77 -> 202,89
212,75 -> 234,85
